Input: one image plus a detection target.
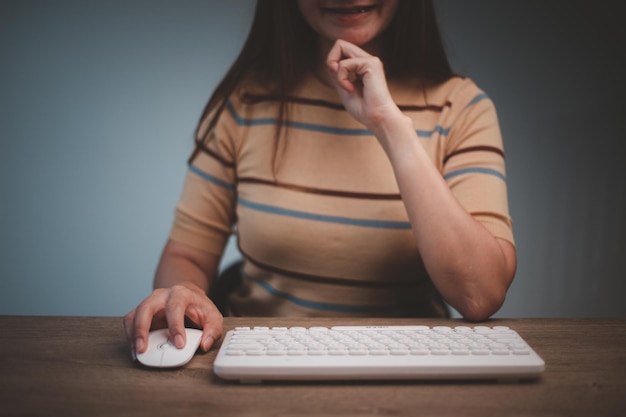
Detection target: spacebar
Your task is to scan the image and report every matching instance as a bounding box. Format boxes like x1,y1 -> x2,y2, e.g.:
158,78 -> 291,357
330,325 -> 429,331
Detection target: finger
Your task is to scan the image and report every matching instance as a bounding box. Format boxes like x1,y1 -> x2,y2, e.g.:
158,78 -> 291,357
132,290 -> 168,353
132,307 -> 155,353
123,310 -> 138,360
164,286 -> 191,349
326,39 -> 370,73
199,306 -> 224,352
123,310 -> 135,346
334,57 -> 379,93
179,298 -> 223,352
335,58 -> 360,92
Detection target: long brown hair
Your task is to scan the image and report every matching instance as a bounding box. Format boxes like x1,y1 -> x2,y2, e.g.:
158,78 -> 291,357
190,0 -> 454,163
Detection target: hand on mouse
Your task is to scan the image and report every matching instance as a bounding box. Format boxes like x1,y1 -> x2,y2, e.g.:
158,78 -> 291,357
123,282 -> 223,359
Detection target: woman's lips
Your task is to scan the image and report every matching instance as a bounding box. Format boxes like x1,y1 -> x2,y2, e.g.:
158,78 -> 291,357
323,5 -> 378,15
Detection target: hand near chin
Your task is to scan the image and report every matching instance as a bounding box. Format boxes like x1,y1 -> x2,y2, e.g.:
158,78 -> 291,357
326,39 -> 403,134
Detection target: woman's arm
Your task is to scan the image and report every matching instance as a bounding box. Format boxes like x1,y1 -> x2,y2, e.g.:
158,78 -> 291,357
327,39 -> 516,321
372,114 -> 516,320
123,239 -> 223,355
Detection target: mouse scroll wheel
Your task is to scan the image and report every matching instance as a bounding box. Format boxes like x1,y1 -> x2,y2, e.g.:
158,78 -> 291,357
158,340 -> 173,350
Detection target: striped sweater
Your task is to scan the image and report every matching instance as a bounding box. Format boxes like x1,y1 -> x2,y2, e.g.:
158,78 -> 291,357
169,73 -> 514,318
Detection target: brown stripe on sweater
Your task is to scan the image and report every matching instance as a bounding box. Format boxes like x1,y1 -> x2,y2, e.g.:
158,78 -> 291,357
238,177 -> 402,200
193,141 -> 236,168
443,146 -> 505,165
239,246 -> 419,288
242,93 -> 451,113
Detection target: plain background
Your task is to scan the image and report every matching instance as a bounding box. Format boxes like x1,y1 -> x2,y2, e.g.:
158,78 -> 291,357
1,0 -> 624,318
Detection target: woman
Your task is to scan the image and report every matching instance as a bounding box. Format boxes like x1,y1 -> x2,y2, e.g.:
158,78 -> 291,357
124,0 -> 516,356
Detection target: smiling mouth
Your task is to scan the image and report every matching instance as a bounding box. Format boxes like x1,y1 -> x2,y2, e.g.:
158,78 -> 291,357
323,5 -> 379,15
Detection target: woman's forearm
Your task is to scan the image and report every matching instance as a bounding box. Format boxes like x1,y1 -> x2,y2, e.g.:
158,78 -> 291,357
153,240 -> 220,294
375,114 -> 516,321
324,39 -> 516,320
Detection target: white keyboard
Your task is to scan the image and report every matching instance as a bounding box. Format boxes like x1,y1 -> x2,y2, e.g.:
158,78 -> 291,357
213,325 -> 545,383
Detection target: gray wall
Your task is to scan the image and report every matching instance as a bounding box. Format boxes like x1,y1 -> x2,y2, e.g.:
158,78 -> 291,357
1,0 -> 624,318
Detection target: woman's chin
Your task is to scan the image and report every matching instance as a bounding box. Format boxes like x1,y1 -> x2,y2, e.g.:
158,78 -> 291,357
330,30 -> 379,49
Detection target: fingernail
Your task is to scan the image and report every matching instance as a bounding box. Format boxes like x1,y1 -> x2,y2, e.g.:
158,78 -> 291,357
202,336 -> 214,352
131,346 -> 137,362
135,338 -> 144,353
174,334 -> 185,348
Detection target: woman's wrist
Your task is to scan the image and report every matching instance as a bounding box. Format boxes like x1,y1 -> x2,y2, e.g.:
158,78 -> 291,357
371,111 -> 416,155
174,280 -> 212,297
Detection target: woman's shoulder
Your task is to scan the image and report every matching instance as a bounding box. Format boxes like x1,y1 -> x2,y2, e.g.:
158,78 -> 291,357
442,77 -> 491,104
233,74 -> 280,100
428,76 -> 489,107
389,76 -> 486,109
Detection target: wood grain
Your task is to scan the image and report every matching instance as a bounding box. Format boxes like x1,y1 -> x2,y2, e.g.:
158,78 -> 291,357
1,316 -> 624,417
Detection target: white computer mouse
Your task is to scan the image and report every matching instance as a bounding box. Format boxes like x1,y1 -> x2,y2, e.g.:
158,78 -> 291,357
136,328 -> 203,368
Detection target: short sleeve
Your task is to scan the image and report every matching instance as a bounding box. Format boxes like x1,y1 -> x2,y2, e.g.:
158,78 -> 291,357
168,104 -> 239,255
442,83 -> 514,245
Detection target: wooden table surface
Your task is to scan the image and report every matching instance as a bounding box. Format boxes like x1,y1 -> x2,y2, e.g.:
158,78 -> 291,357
1,316 -> 625,417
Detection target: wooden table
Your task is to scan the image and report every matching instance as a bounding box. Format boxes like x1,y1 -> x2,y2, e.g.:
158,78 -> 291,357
1,316 -> 624,416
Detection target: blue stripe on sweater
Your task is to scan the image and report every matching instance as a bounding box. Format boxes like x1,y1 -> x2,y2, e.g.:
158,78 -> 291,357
188,164 -> 235,190
244,273 -> 404,314
465,93 -> 489,108
225,101 -> 450,138
443,167 -> 506,182
238,197 -> 411,230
